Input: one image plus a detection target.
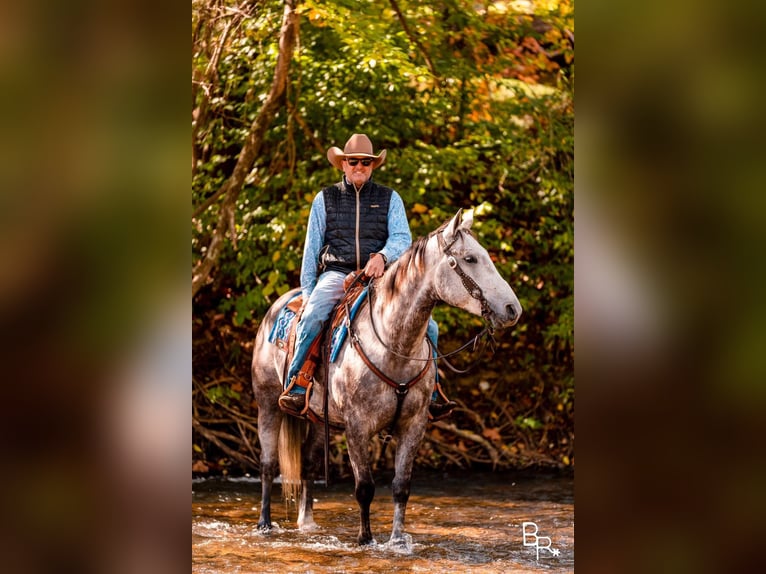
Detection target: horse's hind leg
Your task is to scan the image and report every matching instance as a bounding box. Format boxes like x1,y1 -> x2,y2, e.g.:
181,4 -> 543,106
297,422 -> 324,531
256,405 -> 282,530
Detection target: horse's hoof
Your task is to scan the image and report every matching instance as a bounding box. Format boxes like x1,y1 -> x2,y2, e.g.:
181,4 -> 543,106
357,534 -> 374,546
389,534 -> 411,550
384,535 -> 413,555
257,521 -> 272,532
298,521 -> 319,532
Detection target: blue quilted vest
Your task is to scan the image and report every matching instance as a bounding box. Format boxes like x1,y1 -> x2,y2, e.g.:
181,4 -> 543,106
320,179 -> 393,273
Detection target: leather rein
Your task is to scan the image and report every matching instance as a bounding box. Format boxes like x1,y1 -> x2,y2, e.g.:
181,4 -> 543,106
366,228 -> 498,371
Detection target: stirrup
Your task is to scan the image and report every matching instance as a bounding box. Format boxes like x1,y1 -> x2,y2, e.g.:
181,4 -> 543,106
428,400 -> 457,422
278,378 -> 312,417
428,380 -> 456,421
278,392 -> 307,416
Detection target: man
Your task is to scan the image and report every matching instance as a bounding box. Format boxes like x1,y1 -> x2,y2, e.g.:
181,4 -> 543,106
278,133 -> 456,420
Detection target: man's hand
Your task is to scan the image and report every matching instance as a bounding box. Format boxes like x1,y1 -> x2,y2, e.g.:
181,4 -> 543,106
363,252 -> 386,278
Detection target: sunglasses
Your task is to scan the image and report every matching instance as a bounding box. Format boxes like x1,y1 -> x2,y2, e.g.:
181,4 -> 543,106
345,158 -> 373,167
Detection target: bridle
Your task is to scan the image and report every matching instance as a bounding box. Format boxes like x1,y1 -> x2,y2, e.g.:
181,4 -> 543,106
438,228 -> 494,321
365,229 -> 497,366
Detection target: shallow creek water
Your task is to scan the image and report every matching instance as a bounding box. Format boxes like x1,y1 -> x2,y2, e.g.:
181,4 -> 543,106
192,471 -> 573,573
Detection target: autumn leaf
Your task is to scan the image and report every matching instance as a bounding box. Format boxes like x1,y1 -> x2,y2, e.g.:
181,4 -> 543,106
482,427 -> 502,442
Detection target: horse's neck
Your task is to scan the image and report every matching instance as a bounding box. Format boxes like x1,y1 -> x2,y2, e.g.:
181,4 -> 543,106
369,269 -> 435,356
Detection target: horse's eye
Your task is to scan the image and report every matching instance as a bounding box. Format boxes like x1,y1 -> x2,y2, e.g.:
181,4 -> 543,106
464,255 -> 477,264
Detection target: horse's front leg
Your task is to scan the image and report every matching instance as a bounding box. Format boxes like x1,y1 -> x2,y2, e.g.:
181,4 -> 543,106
390,416 -> 428,544
346,428 -> 375,545
298,422 -> 324,531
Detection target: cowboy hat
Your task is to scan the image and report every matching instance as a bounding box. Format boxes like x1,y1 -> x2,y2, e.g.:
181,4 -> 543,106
327,133 -> 387,170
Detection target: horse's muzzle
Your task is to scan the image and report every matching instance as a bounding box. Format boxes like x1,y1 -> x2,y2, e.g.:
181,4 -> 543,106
491,302 -> 522,329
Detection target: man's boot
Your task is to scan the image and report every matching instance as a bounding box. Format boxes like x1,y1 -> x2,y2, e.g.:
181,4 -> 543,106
280,330 -> 323,416
428,381 -> 457,421
278,375 -> 311,416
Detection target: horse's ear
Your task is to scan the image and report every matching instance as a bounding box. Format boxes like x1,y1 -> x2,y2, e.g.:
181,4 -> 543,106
461,208 -> 474,230
443,209 -> 463,244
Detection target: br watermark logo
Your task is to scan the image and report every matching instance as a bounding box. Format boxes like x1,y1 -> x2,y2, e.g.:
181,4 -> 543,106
522,521 -> 560,561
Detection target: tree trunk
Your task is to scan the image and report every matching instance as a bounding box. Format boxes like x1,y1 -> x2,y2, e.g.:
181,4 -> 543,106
192,0 -> 299,297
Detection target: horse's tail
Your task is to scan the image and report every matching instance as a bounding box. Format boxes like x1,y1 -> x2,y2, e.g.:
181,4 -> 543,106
278,416 -> 305,504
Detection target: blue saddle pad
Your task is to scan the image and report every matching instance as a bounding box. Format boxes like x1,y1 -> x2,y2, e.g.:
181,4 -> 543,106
329,288 -> 368,362
267,288 -> 369,362
267,292 -> 301,345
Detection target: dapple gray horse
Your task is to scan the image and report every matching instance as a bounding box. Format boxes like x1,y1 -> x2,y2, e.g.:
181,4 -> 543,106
251,209 -> 522,545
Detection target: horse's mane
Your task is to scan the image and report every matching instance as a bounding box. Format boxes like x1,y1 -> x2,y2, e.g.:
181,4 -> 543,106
377,219 -> 475,296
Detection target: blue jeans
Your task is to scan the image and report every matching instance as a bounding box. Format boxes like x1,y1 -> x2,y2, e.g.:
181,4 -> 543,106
285,271 -> 440,397
286,271 -> 347,394
427,318 -> 440,401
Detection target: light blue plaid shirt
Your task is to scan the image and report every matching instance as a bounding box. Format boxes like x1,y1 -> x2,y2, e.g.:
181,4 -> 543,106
300,178 -> 412,298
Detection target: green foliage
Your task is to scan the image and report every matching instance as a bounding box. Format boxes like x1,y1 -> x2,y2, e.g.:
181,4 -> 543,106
193,0 -> 574,471
205,384 -> 241,407
516,415 -> 543,430
193,0 -> 573,355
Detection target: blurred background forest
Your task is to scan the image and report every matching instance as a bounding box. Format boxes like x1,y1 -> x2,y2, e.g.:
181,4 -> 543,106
192,0 -> 573,477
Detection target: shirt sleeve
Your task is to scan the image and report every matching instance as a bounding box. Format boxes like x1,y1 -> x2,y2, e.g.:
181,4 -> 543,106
300,192 -> 326,298
378,191 -> 412,263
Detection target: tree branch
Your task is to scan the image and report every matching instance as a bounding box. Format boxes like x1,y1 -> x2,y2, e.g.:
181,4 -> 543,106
432,420 -> 500,468
388,0 -> 438,78
192,0 -> 299,297
193,418 -> 259,469
192,1 -> 252,177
